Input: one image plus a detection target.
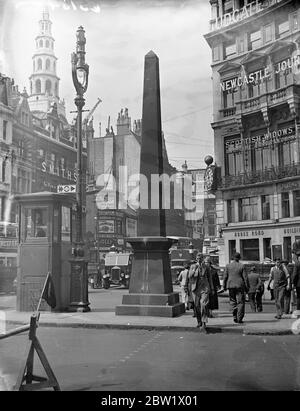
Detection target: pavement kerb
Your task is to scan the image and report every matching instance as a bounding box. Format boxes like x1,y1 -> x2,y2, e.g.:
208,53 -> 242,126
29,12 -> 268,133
4,319 -> 294,336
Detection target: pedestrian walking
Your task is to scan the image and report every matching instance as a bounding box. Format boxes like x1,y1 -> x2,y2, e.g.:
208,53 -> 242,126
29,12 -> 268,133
247,266 -> 264,313
267,258 -> 290,319
292,253 -> 300,310
223,252 -> 249,324
177,264 -> 190,309
207,258 -> 221,317
185,253 -> 214,332
282,260 -> 292,314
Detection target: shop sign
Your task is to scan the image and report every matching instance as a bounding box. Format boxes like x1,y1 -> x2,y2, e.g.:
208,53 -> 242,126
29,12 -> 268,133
98,220 -> 115,234
224,185 -> 273,200
284,227 -> 300,235
234,230 -> 265,237
0,239 -> 17,247
213,0 -> 283,31
220,54 -> 299,92
41,161 -> 77,182
225,125 -> 296,153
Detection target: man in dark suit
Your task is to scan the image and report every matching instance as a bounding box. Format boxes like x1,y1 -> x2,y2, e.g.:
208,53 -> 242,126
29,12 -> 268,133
223,252 -> 249,324
185,253 -> 214,331
292,252 -> 300,310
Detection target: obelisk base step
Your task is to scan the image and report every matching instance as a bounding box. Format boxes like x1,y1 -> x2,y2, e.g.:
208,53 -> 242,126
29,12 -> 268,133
115,293 -> 185,317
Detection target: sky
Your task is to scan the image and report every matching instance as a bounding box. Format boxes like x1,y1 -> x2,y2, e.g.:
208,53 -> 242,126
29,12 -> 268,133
1,0 -> 214,170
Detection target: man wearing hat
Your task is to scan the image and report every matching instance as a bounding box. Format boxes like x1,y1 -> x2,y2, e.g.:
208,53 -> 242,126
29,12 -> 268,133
185,252 -> 214,331
267,257 -> 290,319
223,252 -> 249,324
247,266 -> 264,313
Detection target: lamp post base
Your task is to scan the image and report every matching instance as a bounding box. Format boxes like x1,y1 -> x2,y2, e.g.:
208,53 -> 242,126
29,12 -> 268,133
69,258 -> 91,312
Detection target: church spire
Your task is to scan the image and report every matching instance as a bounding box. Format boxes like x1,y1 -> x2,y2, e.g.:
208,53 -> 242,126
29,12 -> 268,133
28,7 -> 66,117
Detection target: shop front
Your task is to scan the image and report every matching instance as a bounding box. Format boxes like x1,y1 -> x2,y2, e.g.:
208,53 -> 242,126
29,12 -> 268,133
224,223 -> 300,264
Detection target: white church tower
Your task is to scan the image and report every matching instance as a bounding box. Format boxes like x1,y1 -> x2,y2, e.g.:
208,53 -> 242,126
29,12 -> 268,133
28,7 -> 66,117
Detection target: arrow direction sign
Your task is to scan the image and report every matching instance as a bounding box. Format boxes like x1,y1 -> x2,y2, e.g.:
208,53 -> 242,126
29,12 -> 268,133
57,185 -> 76,194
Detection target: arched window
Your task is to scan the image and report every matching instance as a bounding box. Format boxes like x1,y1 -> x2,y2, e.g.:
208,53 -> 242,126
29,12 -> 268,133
53,61 -> 56,71
35,79 -> 41,94
39,39 -> 43,48
55,83 -> 58,96
37,58 -> 42,70
45,79 -> 52,94
46,40 -> 49,48
46,59 -> 50,70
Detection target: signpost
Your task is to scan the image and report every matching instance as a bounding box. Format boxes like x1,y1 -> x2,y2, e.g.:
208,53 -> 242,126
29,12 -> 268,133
57,185 -> 76,194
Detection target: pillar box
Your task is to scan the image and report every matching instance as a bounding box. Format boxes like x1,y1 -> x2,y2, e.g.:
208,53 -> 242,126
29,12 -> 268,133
14,192 -> 75,312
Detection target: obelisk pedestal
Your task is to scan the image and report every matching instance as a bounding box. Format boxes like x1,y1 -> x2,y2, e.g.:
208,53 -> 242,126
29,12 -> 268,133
115,51 -> 185,317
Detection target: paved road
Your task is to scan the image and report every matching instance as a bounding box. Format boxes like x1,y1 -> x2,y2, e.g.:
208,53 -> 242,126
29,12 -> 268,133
1,328 -> 299,391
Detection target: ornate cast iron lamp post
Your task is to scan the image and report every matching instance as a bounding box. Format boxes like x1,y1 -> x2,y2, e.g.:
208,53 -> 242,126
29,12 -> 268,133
69,26 -> 90,312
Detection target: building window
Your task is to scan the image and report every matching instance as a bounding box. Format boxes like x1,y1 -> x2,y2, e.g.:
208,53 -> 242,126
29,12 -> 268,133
238,37 -> 245,54
277,19 -> 290,38
224,41 -> 237,59
37,58 -> 42,70
293,190 -> 300,217
46,59 -> 50,70
39,40 -> 43,48
212,46 -> 220,62
239,197 -> 259,222
3,120 -> 7,140
223,0 -> 233,14
292,12 -> 299,31
45,79 -> 52,94
46,40 -> 49,48
241,239 -> 259,261
222,80 -> 238,108
263,238 -> 271,260
249,29 -> 262,50
264,24 -> 272,43
248,75 -> 262,98
17,140 -> 26,159
225,135 -> 243,176
281,192 -> 290,218
275,59 -> 293,89
261,195 -> 271,220
2,158 -> 7,182
207,214 -> 216,237
227,199 -> 235,223
35,79 -> 41,94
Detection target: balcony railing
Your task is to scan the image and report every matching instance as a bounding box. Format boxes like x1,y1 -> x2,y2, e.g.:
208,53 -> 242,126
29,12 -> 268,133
219,84 -> 300,119
220,162 -> 300,189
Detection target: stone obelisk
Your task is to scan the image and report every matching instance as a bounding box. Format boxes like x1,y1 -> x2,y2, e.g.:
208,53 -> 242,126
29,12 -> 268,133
115,51 -> 185,317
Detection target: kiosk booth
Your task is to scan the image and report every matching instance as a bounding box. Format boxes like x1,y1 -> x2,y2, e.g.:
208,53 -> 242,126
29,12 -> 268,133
14,192 -> 75,312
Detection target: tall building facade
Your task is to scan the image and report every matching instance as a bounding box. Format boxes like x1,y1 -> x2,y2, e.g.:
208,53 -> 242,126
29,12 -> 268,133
205,0 -> 300,266
86,109 -> 188,257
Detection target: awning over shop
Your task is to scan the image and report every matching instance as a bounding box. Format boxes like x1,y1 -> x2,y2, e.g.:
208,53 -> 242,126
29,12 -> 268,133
105,253 -> 130,267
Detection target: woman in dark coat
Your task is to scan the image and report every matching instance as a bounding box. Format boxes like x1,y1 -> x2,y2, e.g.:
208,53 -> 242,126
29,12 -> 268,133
207,260 -> 221,315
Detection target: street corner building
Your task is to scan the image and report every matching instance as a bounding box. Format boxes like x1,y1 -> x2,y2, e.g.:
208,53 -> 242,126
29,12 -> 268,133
204,0 -> 300,267
0,8 -> 88,294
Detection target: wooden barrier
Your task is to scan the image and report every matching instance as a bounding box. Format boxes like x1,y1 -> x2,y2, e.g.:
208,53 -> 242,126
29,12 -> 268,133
13,314 -> 60,391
